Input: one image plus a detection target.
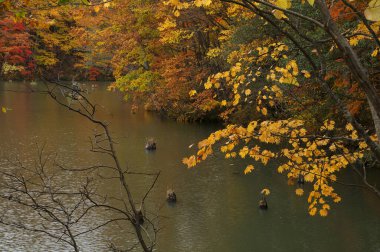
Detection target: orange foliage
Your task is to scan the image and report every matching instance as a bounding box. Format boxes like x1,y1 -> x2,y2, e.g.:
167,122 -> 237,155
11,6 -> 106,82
329,1 -> 366,21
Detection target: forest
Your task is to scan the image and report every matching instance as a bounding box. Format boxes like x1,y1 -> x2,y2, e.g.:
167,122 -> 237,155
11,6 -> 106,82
1,0 -> 380,251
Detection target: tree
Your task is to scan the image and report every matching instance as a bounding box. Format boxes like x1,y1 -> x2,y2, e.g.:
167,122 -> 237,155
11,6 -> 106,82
0,18 -> 34,79
0,81 -> 161,251
178,0 -> 380,216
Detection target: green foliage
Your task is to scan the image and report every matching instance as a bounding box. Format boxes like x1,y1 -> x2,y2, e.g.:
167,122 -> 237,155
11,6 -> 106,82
112,69 -> 160,97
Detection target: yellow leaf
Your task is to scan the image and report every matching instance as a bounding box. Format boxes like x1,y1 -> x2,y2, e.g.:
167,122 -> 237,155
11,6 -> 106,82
307,0 -> 314,6
221,100 -> 227,106
244,164 -> 254,174
322,204 -> 330,210
274,0 -> 291,9
194,0 -> 212,7
371,48 -> 379,57
182,155 -> 197,168
1,107 -> 6,113
204,82 -> 212,89
351,131 -> 358,140
319,208 -> 328,217
174,10 -> 180,17
329,175 -> 337,182
262,107 -> 268,115
94,5 -> 101,12
233,94 -> 241,106
295,188 -> 304,196
359,141 -> 368,149
189,90 -> 197,97
304,173 -> 314,182
261,188 -> 270,196
309,207 -> 317,216
349,37 -> 359,46
345,123 -> 354,131
326,121 -> 335,131
247,121 -> 257,133
329,144 -> 336,151
333,196 -> 341,203
365,0 -> 380,21
220,145 -> 228,153
239,146 -> 249,158
272,10 -> 288,19
244,89 -> 251,96
301,70 -> 311,78
103,0 -> 111,8
370,134 -> 378,142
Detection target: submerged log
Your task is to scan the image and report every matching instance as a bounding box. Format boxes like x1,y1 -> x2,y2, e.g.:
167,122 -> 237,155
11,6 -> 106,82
297,174 -> 305,186
259,197 -> 268,210
145,138 -> 156,150
166,189 -> 177,203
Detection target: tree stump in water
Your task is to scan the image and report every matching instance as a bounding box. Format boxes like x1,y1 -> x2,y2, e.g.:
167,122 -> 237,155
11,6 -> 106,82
166,189 -> 177,203
297,174 -> 305,187
259,197 -> 268,210
145,138 -> 156,150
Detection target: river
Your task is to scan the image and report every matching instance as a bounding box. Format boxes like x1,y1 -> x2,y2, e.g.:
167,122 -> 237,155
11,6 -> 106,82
0,81 -> 379,252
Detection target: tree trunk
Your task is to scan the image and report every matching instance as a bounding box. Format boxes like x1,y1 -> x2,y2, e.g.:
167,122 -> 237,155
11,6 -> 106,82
316,0 -> 380,124
318,79 -> 380,163
368,98 -> 380,143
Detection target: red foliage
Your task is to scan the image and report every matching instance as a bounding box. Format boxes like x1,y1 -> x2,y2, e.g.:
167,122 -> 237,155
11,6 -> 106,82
329,1 -> 366,21
0,18 -> 34,79
88,67 -> 101,81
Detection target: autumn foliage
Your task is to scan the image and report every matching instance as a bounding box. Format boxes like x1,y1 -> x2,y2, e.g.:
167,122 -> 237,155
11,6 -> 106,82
0,18 -> 34,79
1,0 -> 380,217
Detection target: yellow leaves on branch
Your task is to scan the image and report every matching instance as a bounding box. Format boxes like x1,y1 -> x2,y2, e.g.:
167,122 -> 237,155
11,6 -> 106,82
158,18 -> 177,31
183,118 -> 369,216
349,23 -> 380,46
179,39 -> 369,215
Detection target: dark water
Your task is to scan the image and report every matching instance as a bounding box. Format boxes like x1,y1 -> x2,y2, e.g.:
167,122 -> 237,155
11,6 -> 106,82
0,81 -> 379,252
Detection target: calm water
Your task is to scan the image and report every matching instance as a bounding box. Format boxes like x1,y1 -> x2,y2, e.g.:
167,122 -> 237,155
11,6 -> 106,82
0,81 -> 379,252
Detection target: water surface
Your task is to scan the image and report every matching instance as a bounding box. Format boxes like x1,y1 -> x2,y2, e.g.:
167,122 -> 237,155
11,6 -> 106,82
0,81 -> 379,251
